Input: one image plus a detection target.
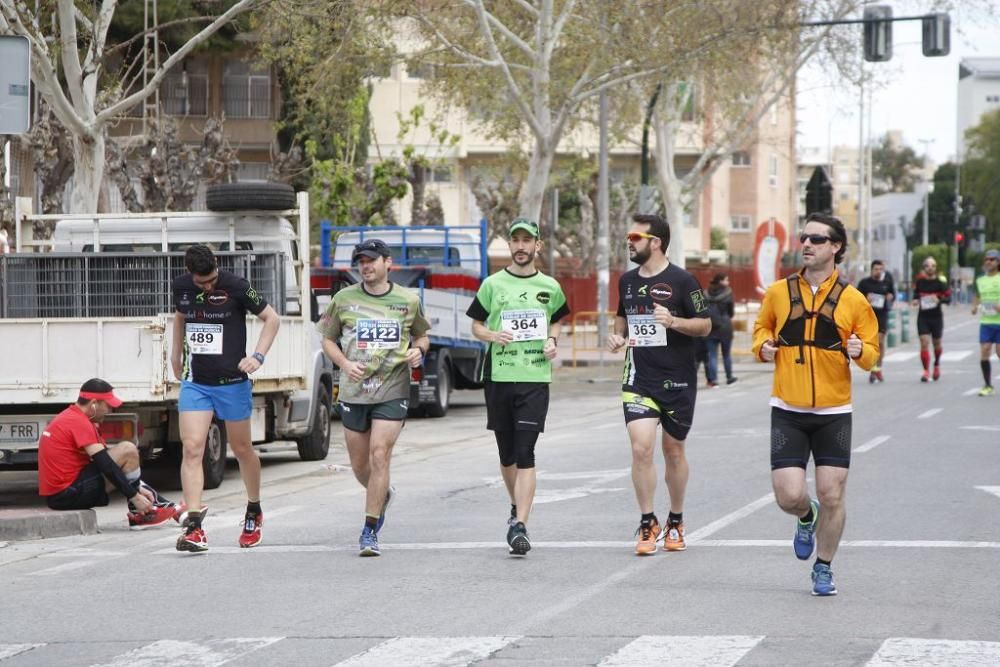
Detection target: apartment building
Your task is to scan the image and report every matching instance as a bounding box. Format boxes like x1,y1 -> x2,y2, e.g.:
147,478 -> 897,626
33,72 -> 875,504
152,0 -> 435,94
958,57 -> 1000,158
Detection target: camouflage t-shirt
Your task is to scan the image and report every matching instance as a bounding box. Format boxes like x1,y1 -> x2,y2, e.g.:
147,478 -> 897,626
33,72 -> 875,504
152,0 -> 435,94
317,283 -> 431,404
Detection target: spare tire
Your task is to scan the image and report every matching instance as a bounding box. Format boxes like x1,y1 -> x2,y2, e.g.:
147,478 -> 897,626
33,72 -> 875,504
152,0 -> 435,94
206,182 -> 296,211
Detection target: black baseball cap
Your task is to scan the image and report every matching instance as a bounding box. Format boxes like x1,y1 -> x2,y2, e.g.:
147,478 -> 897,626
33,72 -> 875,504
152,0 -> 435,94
352,239 -> 391,263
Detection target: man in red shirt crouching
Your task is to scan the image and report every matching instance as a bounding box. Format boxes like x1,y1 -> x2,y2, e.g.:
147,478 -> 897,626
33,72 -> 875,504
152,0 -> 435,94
38,378 -> 180,530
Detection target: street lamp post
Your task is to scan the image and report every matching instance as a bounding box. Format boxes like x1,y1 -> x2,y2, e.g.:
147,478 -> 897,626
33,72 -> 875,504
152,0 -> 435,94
917,138 -> 935,246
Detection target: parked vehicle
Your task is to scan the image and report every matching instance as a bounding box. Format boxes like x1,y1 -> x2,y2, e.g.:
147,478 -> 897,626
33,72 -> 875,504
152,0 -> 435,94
0,185 -> 334,488
311,221 -> 487,417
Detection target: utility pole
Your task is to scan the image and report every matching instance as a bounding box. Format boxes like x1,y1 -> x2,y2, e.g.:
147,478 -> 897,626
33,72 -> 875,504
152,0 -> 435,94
595,9 -> 610,352
917,138 -> 934,246
857,72 -> 866,269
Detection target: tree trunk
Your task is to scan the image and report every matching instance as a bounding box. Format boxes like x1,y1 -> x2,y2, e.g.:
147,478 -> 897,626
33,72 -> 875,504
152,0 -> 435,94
68,133 -> 105,214
520,139 -> 555,223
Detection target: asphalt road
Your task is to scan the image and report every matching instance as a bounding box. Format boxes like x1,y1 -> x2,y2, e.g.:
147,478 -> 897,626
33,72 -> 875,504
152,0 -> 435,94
1,308 -> 998,666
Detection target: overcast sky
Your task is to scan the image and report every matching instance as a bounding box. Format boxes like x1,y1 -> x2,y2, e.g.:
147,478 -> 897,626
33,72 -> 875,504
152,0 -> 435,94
796,2 -> 1000,164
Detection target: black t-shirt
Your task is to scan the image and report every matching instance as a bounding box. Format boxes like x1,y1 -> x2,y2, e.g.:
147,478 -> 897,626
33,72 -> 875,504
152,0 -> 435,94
616,263 -> 710,394
172,270 -> 268,385
913,273 -> 950,317
857,274 -> 895,313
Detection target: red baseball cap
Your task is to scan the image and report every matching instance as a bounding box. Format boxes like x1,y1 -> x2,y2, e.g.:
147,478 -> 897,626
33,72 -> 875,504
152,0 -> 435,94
79,378 -> 123,408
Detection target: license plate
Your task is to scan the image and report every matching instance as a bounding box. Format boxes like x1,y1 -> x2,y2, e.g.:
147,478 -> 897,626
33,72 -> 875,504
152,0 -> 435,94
0,421 -> 41,444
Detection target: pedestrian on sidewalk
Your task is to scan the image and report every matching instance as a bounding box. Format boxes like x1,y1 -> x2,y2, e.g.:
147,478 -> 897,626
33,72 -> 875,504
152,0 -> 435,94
171,244 -> 281,552
318,239 -> 431,557
608,213 -> 711,556
38,379 -> 179,529
752,213 -> 879,596
705,273 -> 737,387
467,218 -> 570,556
971,249 -> 1000,396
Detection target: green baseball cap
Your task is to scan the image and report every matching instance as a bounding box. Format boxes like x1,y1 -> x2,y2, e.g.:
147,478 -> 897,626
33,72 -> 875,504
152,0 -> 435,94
508,218 -> 539,238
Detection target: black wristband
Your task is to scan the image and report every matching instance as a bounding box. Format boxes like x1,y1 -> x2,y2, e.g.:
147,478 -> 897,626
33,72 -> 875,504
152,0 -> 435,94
92,448 -> 136,498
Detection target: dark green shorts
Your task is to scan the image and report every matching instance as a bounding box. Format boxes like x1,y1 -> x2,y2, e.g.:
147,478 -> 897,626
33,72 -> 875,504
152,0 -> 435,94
340,399 -> 408,433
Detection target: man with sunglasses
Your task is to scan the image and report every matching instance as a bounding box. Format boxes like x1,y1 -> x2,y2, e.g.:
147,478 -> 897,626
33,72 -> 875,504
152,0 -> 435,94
466,218 -> 570,556
911,256 -> 951,382
608,213 -> 711,556
856,260 -> 895,383
171,244 -> 281,552
318,238 -> 431,556
753,213 -> 879,596
971,249 -> 1000,396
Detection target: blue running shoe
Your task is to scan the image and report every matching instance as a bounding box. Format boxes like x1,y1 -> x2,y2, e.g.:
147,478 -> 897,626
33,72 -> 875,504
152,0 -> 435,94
811,563 -> 837,596
375,486 -> 395,534
794,499 -> 820,560
359,526 -> 380,557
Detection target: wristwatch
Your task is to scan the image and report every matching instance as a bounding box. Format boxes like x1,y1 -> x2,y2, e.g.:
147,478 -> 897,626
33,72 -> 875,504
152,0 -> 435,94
547,336 -> 558,347
252,352 -> 265,364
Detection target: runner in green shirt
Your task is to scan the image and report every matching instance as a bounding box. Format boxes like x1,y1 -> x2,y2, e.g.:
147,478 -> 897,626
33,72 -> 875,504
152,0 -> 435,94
318,239 -> 431,556
466,218 -> 570,555
971,249 -> 1000,396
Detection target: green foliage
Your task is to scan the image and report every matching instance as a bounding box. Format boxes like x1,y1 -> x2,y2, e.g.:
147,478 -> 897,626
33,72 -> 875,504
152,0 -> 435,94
871,134 -> 923,195
911,244 -> 950,279
108,1 -> 246,54
909,163 -> 969,248
962,108 -> 1000,243
710,226 -> 728,251
966,242 -> 1000,275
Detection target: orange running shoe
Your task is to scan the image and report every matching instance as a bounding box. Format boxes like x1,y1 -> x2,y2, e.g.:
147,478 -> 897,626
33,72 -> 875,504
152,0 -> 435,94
662,522 -> 687,551
634,519 -> 660,555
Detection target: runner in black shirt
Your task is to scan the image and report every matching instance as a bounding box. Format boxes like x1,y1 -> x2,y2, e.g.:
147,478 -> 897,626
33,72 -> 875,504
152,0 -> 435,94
856,259 -> 895,383
910,256 -> 951,382
170,245 -> 281,552
607,213 -> 711,555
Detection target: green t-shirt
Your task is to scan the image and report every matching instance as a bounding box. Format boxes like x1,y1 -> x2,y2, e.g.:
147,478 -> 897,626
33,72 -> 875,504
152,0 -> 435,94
467,269 -> 570,383
317,283 -> 431,404
976,273 -> 1000,325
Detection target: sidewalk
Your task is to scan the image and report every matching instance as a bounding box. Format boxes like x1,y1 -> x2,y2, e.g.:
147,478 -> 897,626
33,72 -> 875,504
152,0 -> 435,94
0,471 -> 98,541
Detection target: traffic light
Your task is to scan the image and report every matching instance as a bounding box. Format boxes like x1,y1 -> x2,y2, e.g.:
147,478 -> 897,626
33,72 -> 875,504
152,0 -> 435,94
863,5 -> 893,62
922,13 -> 950,57
954,231 -> 964,244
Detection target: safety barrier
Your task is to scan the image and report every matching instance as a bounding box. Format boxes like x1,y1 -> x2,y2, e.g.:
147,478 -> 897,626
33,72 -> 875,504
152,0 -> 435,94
568,310 -> 616,367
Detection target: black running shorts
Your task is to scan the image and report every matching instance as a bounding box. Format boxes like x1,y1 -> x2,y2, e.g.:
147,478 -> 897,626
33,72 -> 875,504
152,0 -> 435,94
770,407 -> 852,470
46,461 -> 110,510
484,381 -> 550,432
340,399 -> 408,433
622,389 -> 696,441
916,312 -> 944,339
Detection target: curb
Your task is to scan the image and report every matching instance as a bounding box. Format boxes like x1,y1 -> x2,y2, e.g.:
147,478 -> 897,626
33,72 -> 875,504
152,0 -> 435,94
0,508 -> 98,542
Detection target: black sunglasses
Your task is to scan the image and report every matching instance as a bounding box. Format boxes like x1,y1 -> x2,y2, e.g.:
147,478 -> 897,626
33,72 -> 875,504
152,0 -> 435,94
799,233 -> 832,245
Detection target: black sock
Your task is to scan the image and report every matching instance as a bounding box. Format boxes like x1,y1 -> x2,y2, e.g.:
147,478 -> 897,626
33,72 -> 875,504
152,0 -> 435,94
799,506 -> 815,524
364,515 -> 378,530
186,511 -> 202,528
668,512 -> 683,526
247,501 -> 262,516
982,360 -> 992,387
641,512 -> 657,525
816,557 -> 831,568
510,504 -> 517,519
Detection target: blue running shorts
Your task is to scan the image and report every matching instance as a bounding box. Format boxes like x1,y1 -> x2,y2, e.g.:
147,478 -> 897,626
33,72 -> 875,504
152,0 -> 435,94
179,380 -> 252,421
980,324 -> 1000,344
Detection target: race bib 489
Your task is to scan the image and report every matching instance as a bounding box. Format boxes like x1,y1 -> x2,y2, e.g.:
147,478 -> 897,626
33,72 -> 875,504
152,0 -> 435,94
186,323 -> 223,355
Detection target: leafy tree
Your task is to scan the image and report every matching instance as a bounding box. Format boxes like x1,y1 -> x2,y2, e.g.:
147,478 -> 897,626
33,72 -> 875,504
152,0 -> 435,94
962,108 -> 1000,243
910,244 -> 950,280
871,133 -> 923,195
910,163 -> 969,248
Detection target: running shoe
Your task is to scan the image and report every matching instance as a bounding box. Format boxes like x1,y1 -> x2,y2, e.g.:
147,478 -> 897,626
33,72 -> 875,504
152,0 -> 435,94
811,562 -> 837,596
175,518 -> 208,553
662,521 -> 687,551
932,365 -> 941,381
794,499 -> 820,560
634,519 -> 660,555
979,386 -> 996,397
920,370 -> 929,383
375,486 -> 395,533
869,371 -> 877,384
359,526 -> 380,557
507,521 -> 531,555
726,377 -> 739,385
127,503 -> 180,530
238,511 -> 263,548
875,369 -> 884,382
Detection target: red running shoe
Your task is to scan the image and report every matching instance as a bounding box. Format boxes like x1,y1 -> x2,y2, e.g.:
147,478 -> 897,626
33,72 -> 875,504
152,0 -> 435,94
932,365 -> 941,381
238,511 -> 263,548
176,521 -> 208,553
128,503 -> 180,530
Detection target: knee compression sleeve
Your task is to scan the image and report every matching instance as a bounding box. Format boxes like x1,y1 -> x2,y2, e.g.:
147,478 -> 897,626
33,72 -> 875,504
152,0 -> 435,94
514,430 -> 539,469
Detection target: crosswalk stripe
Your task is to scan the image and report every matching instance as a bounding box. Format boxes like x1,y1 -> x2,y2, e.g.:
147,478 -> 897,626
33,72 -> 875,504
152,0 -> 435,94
599,635 -> 764,666
939,351 -> 973,362
866,638 -> 1000,666
0,644 -> 45,660
91,637 -> 283,667
332,636 -> 518,666
883,352 -> 918,363
918,408 -> 943,419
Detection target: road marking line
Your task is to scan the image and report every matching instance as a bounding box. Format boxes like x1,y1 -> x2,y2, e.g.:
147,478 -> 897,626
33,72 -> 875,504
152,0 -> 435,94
696,540 -> 1000,549
0,644 -> 45,660
961,426 -> 1000,432
854,435 -> 891,454
963,387 -> 982,396
333,636 -> 518,667
866,637 -> 1000,666
28,560 -> 98,576
92,637 -> 283,667
883,352 -> 918,363
975,486 -> 1000,500
599,635 -> 764,667
686,493 -> 775,544
917,408 -> 943,419
939,350 -> 973,362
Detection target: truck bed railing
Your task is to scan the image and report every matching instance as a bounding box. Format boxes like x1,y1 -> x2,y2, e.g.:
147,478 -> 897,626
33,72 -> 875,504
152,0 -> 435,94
0,251 -> 286,318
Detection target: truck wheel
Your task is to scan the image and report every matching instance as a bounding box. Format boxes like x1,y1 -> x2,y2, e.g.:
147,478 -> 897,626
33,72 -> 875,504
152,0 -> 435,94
423,354 -> 451,418
296,389 -> 331,461
202,419 -> 228,490
206,182 -> 296,211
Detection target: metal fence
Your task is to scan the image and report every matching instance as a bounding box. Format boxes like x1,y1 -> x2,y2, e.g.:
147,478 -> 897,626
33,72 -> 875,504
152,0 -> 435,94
0,252 -> 286,318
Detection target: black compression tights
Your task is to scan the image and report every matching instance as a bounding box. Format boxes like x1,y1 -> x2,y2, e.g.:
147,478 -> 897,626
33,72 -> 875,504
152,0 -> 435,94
494,430 -> 539,469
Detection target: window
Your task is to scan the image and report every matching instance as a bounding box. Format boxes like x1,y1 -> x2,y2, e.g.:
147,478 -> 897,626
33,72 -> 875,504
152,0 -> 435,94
987,95 -> 1000,103
239,163 -> 270,181
161,61 -> 208,116
408,62 -> 435,80
889,226 -> 896,240
731,151 -> 751,167
769,103 -> 778,125
222,60 -> 271,119
730,214 -> 752,232
430,166 -> 453,183
840,192 -> 850,201
681,84 -> 697,122
610,167 -> 632,183
769,155 -> 778,187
